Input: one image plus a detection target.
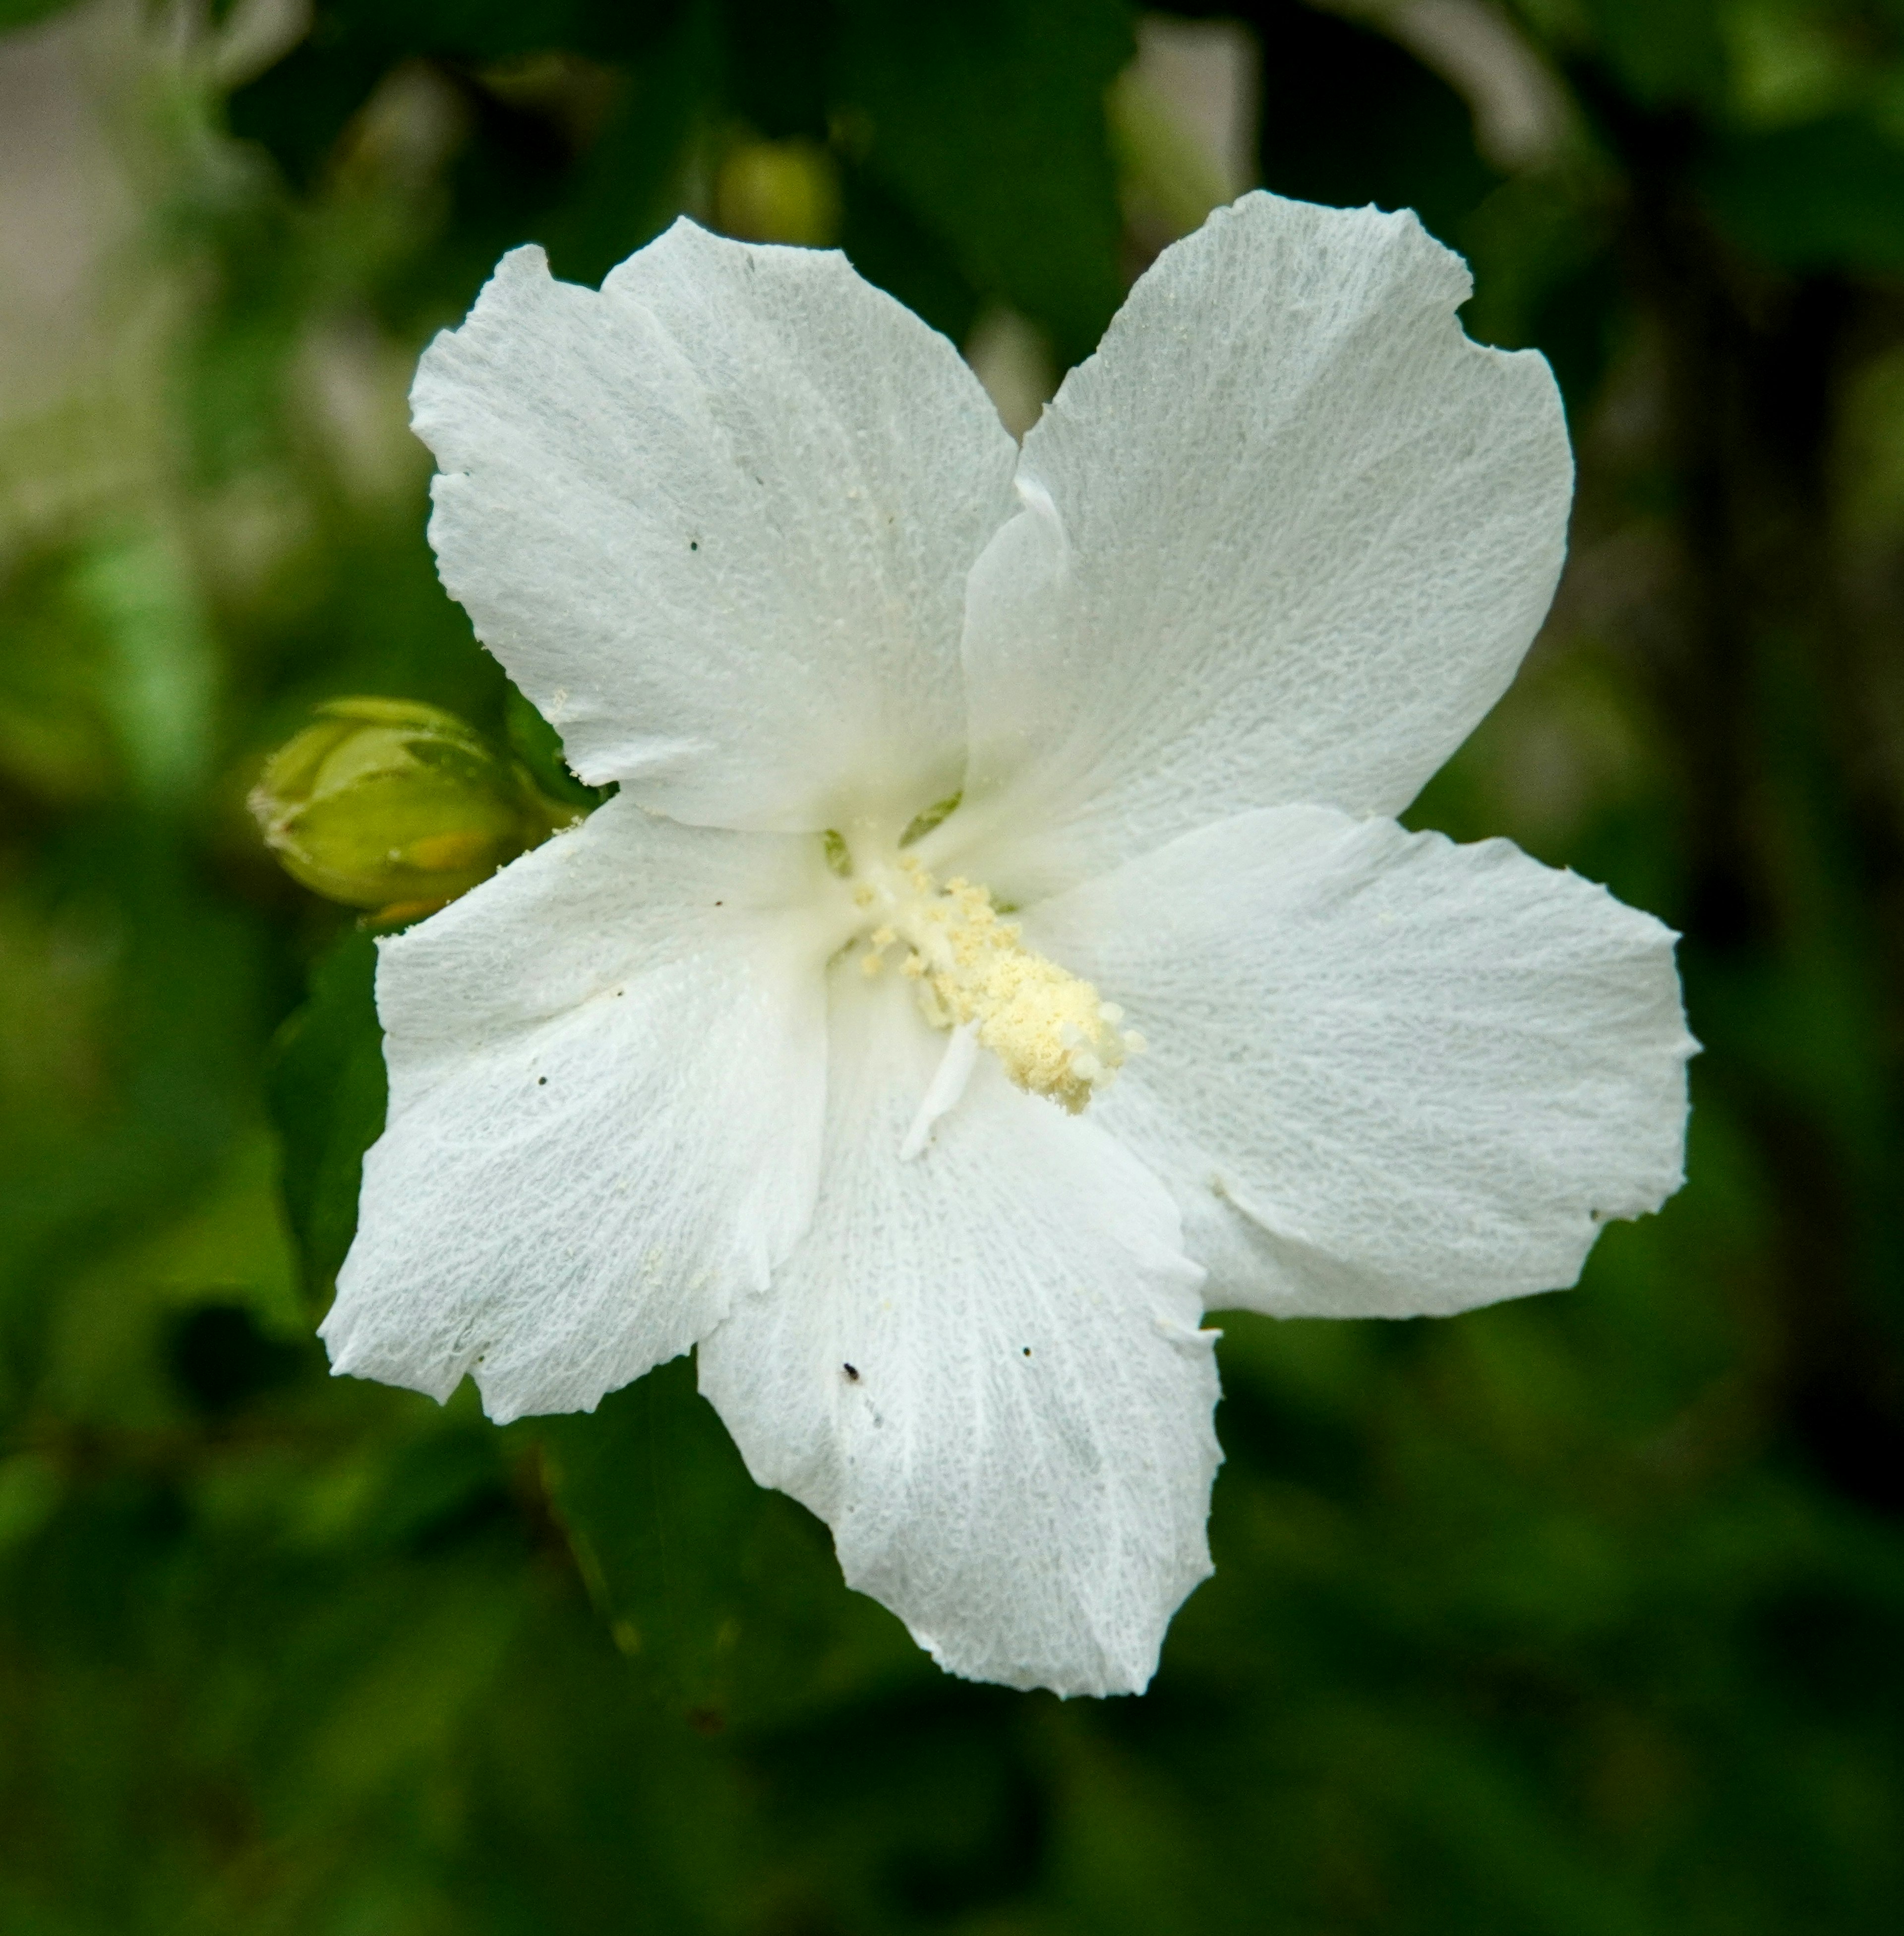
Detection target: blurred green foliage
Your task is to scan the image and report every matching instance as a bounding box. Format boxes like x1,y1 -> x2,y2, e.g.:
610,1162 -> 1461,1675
1,0 -> 1903,1930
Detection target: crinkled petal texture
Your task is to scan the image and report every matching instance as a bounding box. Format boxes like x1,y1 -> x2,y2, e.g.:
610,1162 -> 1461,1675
699,971 -> 1221,1697
412,220 -> 1019,833
323,795 -> 834,1423
947,191 -> 1574,902
1025,807 -> 1695,1318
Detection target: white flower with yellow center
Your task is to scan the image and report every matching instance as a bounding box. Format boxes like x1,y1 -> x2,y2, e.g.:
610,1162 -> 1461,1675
321,192 -> 1694,1697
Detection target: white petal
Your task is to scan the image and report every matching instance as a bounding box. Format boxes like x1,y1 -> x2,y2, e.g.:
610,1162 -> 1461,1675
321,795 -> 834,1422
1026,807 -> 1695,1318
698,971 -> 1221,1697
412,223 -> 1019,832
948,192 -> 1573,901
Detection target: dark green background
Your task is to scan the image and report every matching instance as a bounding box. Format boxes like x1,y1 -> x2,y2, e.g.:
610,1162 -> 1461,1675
2,0 -> 1902,1930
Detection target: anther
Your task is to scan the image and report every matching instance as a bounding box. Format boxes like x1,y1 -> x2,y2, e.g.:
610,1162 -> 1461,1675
873,859 -> 1139,1114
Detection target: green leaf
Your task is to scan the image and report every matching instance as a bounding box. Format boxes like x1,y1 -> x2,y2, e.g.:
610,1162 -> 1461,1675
1701,115 -> 1904,272
1577,0 -> 1727,107
833,0 -> 1132,362
537,1357 -> 927,1731
266,928 -> 387,1303
67,528 -> 217,807
543,0 -> 724,287
1255,5 -> 1497,250
0,0 -> 81,33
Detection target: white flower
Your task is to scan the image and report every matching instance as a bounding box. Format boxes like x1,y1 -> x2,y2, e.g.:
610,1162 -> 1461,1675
320,192 -> 1694,1697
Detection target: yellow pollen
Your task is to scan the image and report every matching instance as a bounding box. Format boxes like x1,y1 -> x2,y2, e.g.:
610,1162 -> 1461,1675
872,859 -> 1140,1114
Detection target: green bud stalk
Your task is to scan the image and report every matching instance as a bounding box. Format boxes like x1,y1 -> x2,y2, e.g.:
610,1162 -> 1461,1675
250,698 -> 579,920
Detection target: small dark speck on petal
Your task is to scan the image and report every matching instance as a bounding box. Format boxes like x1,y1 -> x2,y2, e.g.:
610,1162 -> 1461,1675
537,1077 -> 547,1086
842,1362 -> 859,1382
1021,1346 -> 1031,1357
689,539 -> 699,551
714,899 -> 723,906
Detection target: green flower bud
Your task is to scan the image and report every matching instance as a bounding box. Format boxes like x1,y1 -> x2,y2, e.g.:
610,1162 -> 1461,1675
250,697 -> 578,918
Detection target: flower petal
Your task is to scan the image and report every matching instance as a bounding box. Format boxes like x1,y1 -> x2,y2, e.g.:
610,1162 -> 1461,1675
412,222 -> 1019,832
949,192 -> 1573,900
321,795 -> 833,1422
1026,807 -> 1695,1318
698,971 -> 1221,1697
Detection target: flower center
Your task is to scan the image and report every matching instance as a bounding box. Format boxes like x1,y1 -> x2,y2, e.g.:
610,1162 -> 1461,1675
851,855 -> 1143,1115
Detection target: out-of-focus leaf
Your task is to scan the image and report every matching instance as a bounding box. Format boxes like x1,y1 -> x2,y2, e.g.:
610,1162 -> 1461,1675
0,531 -> 216,811
228,0 -> 608,181
1577,0 -> 1727,107
540,2 -> 720,286
1458,174 -> 1620,406
0,1453 -> 60,1555
0,0 -> 79,33
35,1128 -> 309,1433
723,0 -> 831,138
1250,0 -> 1497,247
538,1357 -> 927,1732
833,0 -> 1131,362
167,1301 -> 310,1414
69,529 -> 218,807
1720,0 -> 1865,128
1701,115 -> 1904,272
266,928 -> 386,1303
835,160 -> 985,349
0,825 -> 265,1400
0,548 -> 121,806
